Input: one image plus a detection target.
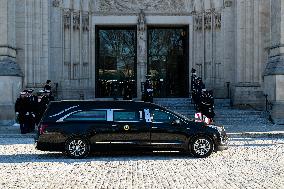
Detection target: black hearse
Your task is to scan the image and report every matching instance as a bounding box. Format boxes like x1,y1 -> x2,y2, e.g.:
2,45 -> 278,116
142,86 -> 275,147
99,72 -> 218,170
35,100 -> 228,158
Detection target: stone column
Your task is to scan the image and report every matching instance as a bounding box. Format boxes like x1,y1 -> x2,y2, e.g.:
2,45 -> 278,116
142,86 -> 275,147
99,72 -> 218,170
264,0 -> 284,124
232,0 -> 266,107
137,10 -> 147,100
0,0 -> 23,125
221,0 -> 235,98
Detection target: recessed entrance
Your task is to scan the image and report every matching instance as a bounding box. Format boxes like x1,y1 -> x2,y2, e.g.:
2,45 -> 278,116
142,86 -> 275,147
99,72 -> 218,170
147,26 -> 189,97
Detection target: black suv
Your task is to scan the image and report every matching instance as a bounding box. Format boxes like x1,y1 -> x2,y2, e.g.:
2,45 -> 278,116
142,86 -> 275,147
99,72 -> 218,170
35,100 -> 228,158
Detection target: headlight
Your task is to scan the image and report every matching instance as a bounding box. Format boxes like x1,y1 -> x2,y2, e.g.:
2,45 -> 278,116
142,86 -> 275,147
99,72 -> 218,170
207,125 -> 223,134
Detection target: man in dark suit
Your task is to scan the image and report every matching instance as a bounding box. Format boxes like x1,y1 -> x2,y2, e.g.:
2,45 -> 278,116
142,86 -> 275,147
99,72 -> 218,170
15,91 -> 28,134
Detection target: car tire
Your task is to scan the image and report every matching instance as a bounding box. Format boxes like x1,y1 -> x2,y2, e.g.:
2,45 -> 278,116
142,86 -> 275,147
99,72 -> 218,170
190,136 -> 213,158
65,137 -> 90,159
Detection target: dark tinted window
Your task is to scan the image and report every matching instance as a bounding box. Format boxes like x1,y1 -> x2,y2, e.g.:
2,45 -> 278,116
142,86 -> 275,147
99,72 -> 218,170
96,27 -> 137,98
113,111 -> 139,122
65,110 -> 107,121
151,109 -> 175,123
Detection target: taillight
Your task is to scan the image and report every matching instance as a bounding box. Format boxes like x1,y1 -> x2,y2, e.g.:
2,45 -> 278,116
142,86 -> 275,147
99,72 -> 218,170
39,124 -> 48,135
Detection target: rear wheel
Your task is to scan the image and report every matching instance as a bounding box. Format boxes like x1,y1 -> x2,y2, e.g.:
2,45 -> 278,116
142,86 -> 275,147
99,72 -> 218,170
65,137 -> 90,158
190,136 -> 213,158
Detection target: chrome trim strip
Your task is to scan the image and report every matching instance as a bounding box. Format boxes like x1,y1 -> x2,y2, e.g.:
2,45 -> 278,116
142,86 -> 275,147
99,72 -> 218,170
95,142 -> 111,144
111,142 -> 134,144
153,151 -> 180,153
49,105 -> 79,118
151,142 -> 182,145
56,110 -> 82,122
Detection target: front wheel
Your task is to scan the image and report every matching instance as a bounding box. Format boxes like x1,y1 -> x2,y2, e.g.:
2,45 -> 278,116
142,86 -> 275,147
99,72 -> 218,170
190,136 -> 213,158
65,137 -> 90,158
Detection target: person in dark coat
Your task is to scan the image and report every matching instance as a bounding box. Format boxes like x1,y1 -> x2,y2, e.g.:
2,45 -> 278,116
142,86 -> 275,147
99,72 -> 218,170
44,80 -> 52,91
194,77 -> 205,111
15,92 -> 27,134
191,68 -> 198,108
38,90 -> 54,122
123,79 -> 133,100
143,75 -> 153,103
200,89 -> 215,122
26,89 -> 37,132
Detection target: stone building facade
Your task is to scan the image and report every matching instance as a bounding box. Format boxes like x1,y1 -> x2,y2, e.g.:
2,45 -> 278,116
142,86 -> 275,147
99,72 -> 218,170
0,0 -> 283,124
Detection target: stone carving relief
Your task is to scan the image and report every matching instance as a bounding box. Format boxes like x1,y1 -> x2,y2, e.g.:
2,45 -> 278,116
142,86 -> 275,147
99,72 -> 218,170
95,0 -> 190,13
73,12 -> 80,30
194,15 -> 202,31
194,12 -> 222,31
204,13 -> 211,30
63,9 -> 71,29
224,0 -> 233,8
137,10 -> 146,32
215,12 -> 221,29
52,0 -> 61,7
82,14 -> 89,32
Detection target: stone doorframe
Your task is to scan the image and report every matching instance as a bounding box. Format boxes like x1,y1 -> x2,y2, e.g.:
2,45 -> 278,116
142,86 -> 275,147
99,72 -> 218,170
93,15 -> 192,99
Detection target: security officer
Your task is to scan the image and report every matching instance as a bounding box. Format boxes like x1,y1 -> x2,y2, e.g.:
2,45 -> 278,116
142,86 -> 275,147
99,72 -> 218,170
112,80 -> 119,100
200,89 -> 215,123
143,75 -> 153,103
15,91 -> 28,134
194,77 -> 205,111
44,80 -> 52,91
191,68 -> 197,91
38,90 -> 50,122
207,90 -> 215,121
191,69 -> 198,108
26,89 -> 37,132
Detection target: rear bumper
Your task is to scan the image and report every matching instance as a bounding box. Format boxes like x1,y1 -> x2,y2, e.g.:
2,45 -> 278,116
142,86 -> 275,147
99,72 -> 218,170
35,139 -> 64,151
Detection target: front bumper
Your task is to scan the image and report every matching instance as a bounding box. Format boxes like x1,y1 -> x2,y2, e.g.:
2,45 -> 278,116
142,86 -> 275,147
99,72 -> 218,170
216,134 -> 229,151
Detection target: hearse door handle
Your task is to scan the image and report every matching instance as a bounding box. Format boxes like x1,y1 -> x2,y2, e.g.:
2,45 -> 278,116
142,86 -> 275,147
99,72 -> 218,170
112,124 -> 117,127
152,126 -> 158,129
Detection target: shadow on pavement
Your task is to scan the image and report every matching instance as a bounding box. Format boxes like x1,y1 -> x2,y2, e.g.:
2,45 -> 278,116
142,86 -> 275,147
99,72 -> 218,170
0,151 -> 196,164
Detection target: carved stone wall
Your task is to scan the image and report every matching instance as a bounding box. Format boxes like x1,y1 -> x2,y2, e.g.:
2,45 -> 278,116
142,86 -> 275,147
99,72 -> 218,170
94,0 -> 191,14
59,5 -> 92,99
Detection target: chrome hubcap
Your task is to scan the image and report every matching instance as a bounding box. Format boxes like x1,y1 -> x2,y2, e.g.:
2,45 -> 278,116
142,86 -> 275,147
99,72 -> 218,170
193,138 -> 211,156
68,139 -> 87,157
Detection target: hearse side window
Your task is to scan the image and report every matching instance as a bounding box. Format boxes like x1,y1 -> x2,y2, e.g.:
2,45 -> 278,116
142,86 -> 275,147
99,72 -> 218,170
150,109 -> 175,123
64,110 -> 107,121
113,111 -> 139,122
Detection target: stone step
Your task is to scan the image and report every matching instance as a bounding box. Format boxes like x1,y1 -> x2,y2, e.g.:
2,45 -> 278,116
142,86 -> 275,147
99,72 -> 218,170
214,98 -> 231,107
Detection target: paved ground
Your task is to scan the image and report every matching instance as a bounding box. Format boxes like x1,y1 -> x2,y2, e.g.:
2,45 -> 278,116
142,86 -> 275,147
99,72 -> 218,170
0,137 -> 283,189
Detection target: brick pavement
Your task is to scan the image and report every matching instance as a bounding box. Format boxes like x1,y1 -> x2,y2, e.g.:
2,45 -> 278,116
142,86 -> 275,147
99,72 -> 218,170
0,137 -> 283,189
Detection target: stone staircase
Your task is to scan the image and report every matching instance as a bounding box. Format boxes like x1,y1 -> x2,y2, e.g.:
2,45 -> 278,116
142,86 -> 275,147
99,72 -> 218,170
153,98 -> 195,118
154,98 -> 275,133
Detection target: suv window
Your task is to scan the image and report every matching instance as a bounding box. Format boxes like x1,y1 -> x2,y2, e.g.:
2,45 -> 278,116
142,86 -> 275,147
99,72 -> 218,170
151,109 -> 175,123
113,111 -> 139,122
65,110 -> 107,121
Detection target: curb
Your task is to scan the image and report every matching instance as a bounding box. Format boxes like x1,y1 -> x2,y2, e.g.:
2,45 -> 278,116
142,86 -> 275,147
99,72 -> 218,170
227,132 -> 284,138
0,133 -> 36,138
